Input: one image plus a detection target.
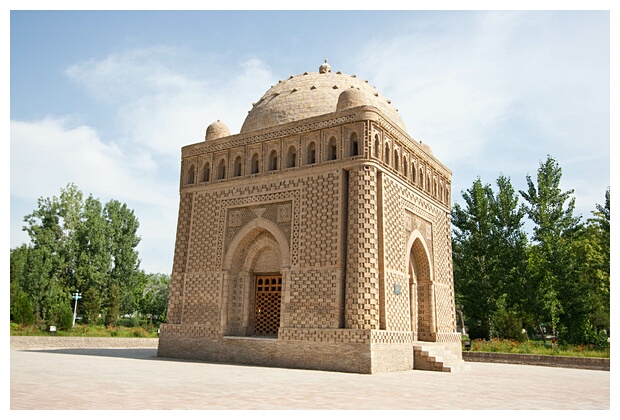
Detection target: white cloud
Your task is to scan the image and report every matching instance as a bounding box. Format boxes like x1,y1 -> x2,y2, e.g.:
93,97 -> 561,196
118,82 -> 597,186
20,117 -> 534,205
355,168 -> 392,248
65,47 -> 275,158
10,116 -> 171,207
10,116 -> 180,273
351,11 -> 609,219
11,49 -> 278,273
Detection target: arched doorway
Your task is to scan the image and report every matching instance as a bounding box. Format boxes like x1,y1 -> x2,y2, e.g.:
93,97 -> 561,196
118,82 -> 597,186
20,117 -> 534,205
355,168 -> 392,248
407,233 -> 435,342
222,219 -> 290,337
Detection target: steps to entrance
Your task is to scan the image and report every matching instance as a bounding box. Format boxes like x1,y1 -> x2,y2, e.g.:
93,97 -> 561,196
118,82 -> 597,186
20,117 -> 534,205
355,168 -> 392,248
413,342 -> 470,372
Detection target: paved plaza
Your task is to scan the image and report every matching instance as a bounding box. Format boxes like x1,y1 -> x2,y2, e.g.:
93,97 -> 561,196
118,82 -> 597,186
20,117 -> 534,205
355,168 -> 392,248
10,346 -> 611,410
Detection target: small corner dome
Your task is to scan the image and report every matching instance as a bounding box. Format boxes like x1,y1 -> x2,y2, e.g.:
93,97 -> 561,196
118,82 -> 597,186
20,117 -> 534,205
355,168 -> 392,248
419,141 -> 433,155
336,88 -> 366,112
205,120 -> 230,141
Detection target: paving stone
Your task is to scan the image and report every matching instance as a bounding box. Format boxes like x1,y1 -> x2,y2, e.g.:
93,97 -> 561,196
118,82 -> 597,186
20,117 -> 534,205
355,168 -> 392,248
10,346 -> 610,410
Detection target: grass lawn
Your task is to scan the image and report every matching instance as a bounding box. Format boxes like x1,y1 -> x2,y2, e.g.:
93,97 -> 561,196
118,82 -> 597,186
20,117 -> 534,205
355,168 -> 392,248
463,337 -> 610,358
10,322 -> 159,338
11,323 -> 609,358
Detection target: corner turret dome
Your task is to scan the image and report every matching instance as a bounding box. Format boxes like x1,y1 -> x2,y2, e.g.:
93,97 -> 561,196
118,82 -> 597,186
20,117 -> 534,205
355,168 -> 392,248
419,141 -> 433,155
205,120 -> 230,141
336,87 -> 366,112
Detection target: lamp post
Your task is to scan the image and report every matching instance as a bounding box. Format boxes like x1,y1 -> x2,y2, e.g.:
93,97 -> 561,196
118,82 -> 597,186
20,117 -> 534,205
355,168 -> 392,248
72,291 -> 82,327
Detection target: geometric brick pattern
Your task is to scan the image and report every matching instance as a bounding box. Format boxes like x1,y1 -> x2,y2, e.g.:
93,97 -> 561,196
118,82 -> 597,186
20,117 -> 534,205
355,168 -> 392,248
278,327 -> 371,344
160,64 -> 460,373
298,171 -> 340,267
166,192 -> 194,324
345,166 -> 380,330
181,272 -> 222,326
287,268 -> 340,329
384,270 -> 410,331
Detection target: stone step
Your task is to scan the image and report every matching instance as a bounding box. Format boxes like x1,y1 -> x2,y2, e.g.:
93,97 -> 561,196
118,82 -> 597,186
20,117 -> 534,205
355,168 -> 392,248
413,342 -> 467,373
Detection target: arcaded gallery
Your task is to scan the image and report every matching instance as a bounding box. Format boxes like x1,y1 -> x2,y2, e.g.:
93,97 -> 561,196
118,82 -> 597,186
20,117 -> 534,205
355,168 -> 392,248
157,61 -> 465,373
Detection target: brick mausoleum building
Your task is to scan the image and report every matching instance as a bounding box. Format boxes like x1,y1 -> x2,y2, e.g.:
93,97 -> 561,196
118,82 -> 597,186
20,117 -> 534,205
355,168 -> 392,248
157,61 -> 465,373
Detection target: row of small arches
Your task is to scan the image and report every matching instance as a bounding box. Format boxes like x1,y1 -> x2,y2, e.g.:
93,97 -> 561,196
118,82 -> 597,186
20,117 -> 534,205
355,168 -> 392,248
185,133 -> 360,184
184,132 -> 449,205
372,134 -> 450,204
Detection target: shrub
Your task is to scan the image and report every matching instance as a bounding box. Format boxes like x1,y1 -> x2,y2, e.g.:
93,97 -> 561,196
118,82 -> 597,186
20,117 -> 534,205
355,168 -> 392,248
11,290 -> 34,325
132,328 -> 148,337
117,317 -> 141,328
47,303 -> 74,330
467,320 -> 490,340
492,309 -> 526,341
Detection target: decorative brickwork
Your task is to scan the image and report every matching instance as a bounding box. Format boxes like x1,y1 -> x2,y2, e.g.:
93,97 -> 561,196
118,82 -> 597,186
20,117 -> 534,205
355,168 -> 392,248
298,171 -> 340,268
287,268 -> 341,328
279,327 -> 371,344
345,166 -> 380,330
159,63 -> 461,374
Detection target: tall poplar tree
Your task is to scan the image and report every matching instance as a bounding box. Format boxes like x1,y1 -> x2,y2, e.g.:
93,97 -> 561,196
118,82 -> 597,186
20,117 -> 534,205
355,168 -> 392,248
519,155 -> 594,343
452,175 -> 527,339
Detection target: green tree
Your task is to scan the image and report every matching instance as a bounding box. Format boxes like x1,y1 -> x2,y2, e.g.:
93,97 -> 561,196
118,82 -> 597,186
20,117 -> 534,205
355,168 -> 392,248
452,175 -> 528,339
14,184 -> 144,327
489,175 -> 529,338
74,195 -> 111,298
519,155 -> 598,344
140,273 -> 170,325
81,287 -> 101,325
452,178 -> 498,339
105,284 -> 121,326
10,246 -> 34,324
20,184 -> 84,319
10,281 -> 34,325
47,301 -> 74,330
104,200 -> 141,315
586,188 -> 610,333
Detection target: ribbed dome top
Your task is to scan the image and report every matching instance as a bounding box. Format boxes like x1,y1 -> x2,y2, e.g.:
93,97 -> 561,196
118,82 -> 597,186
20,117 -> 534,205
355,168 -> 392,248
240,64 -> 406,134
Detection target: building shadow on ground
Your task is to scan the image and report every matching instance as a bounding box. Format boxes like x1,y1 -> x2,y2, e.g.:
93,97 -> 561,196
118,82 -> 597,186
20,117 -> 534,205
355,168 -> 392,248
22,348 -> 158,361
19,348 -> 270,370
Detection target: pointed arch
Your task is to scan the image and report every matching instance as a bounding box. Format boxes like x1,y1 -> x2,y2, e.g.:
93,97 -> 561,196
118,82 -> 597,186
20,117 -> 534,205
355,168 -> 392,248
327,136 -> 337,161
350,132 -> 359,156
233,156 -> 242,177
374,134 -> 381,158
251,153 -> 260,174
222,218 -> 291,338
223,217 -> 290,271
286,145 -> 297,168
269,150 -> 278,171
406,229 -> 435,342
217,159 -> 226,180
202,162 -> 210,182
186,164 -> 195,185
306,141 -> 317,164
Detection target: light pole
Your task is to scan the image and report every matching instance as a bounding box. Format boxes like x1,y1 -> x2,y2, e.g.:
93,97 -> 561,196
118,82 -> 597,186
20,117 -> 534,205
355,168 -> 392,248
72,291 -> 82,327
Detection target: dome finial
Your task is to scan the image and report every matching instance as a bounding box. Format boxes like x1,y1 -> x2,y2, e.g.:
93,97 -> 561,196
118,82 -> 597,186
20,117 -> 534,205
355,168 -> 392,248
319,59 -> 331,74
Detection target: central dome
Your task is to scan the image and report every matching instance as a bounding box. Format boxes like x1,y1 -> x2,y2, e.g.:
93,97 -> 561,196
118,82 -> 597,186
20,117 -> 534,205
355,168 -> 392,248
240,62 -> 406,134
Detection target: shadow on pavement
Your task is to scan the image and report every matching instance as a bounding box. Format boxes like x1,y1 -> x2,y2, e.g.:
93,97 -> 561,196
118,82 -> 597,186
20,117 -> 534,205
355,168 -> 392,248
23,347 -> 158,361
19,348 -> 257,369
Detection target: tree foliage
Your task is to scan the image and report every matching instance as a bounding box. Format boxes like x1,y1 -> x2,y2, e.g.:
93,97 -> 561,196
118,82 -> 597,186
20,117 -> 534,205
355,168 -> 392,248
9,184 -> 169,329
140,273 -> 170,323
452,175 -> 527,339
454,156 -> 610,346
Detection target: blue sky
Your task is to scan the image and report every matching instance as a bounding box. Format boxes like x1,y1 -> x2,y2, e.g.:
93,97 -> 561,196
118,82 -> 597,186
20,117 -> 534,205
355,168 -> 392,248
6,5 -> 615,275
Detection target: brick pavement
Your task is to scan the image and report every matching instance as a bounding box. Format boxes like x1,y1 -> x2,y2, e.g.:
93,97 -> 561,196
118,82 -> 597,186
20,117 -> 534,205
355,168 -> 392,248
10,343 -> 611,410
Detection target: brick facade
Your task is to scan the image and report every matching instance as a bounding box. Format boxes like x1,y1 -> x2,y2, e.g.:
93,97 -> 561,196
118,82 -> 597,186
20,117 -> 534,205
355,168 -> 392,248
158,62 -> 462,373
